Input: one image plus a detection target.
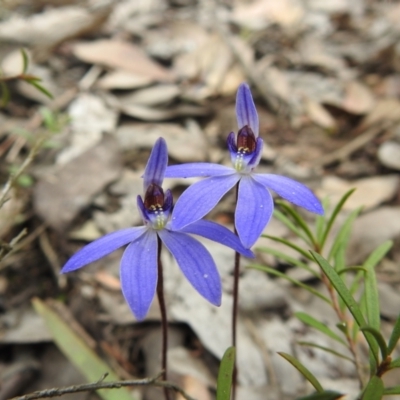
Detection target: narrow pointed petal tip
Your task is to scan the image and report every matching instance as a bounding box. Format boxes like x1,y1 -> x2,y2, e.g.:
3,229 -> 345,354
253,174 -> 324,215
143,137 -> 168,190
61,227 -> 147,274
236,83 -> 259,136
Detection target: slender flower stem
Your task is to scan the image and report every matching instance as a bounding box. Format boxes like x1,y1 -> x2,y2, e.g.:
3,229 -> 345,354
231,184 -> 241,400
156,236 -> 170,400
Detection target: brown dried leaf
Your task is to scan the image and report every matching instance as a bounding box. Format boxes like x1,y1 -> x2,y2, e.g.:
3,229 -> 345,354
119,103 -> 208,121
96,70 -> 153,90
305,98 -> 337,130
361,98 -> 400,129
117,84 -> 180,107
116,122 -> 207,162
72,40 -> 174,82
0,6 -> 108,46
232,0 -> 304,29
341,81 -> 375,115
33,136 -> 122,230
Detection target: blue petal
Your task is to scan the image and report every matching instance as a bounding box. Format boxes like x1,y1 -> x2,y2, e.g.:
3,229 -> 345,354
227,132 -> 237,153
61,227 -> 147,273
252,174 -> 324,215
120,230 -> 158,320
143,137 -> 168,190
171,173 -> 240,230
158,230 -> 221,306
236,83 -> 259,136
180,219 -> 254,257
164,163 -> 234,178
235,176 -> 273,248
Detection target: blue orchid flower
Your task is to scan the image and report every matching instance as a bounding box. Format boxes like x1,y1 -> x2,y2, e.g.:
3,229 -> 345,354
61,138 -> 253,320
164,83 -> 324,248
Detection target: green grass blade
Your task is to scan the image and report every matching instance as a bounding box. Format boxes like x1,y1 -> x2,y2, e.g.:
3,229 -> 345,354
384,386 -> 400,395
262,234 -> 314,261
276,200 -> 317,246
295,312 -> 346,346
1,81 -> 10,107
389,358 -> 400,369
338,267 -> 367,275
296,391 -> 344,400
251,264 -> 331,304
320,189 -> 356,250
328,207 -> 362,264
361,376 -> 384,400
273,209 -> 311,244
20,48 -> 29,74
32,298 -> 135,400
364,241 -> 392,331
216,347 -> 235,400
278,352 -> 324,393
360,326 -> 388,361
256,246 -> 319,277
311,252 -> 379,366
315,198 -> 330,242
388,314 -> 400,354
297,342 -> 354,363
25,78 -> 53,99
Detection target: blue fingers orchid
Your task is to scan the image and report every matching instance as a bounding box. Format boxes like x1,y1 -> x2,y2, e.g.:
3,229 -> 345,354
61,138 -> 253,320
164,83 -> 324,248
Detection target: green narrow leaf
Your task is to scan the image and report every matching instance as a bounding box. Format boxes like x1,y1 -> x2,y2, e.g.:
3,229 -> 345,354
32,298 -> 135,400
361,376 -> 384,400
328,207 -> 362,263
20,48 -> 29,74
320,189 -> 356,250
296,391 -> 344,400
297,342 -> 354,363
276,200 -> 317,247
364,241 -> 392,331
273,209 -> 310,244
389,358 -> 400,369
360,326 -> 388,361
251,264 -> 331,304
256,246 -> 319,277
1,81 -> 10,107
388,314 -> 400,354
295,312 -> 346,345
216,347 -> 235,400
338,267 -> 367,275
384,386 -> 400,395
315,197 -> 330,241
262,234 -> 314,261
25,78 -> 53,99
311,252 -> 379,367
278,352 -> 324,393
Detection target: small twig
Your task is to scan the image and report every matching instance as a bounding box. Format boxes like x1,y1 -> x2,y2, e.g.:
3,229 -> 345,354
314,121 -> 395,167
0,137 -> 45,209
9,373 -> 197,400
38,230 -> 67,289
0,224 -> 47,271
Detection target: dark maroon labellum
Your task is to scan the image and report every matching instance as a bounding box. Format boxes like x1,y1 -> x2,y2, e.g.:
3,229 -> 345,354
237,125 -> 256,153
144,183 -> 165,210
